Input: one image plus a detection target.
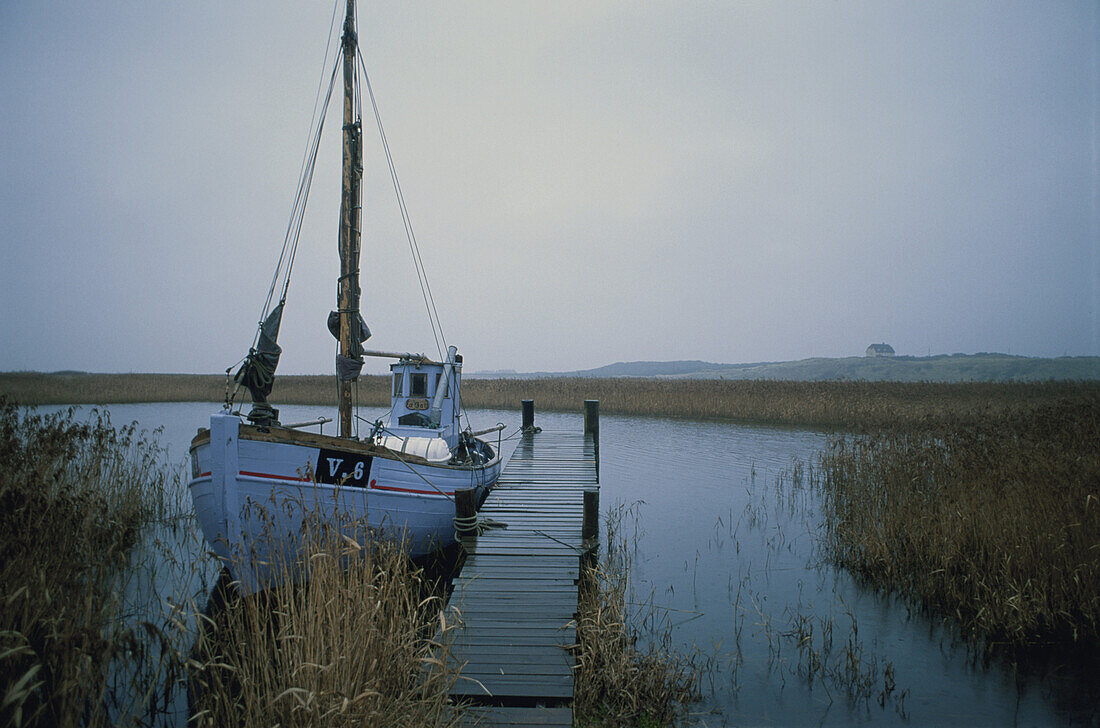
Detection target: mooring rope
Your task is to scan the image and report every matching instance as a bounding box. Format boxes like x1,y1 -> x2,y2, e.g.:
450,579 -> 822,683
454,514 -> 508,542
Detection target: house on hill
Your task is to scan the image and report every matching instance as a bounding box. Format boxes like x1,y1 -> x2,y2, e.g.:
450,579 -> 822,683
866,343 -> 896,357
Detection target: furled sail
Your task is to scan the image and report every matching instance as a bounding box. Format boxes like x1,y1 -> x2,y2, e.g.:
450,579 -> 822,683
330,309 -> 371,381
235,302 -> 284,419
327,310 -> 371,351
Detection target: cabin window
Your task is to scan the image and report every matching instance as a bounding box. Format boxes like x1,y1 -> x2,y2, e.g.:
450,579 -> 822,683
410,373 -> 427,397
434,372 -> 442,396
393,373 -> 403,397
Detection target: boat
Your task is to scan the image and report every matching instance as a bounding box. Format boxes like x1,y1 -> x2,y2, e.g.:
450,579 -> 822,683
187,0 -> 502,593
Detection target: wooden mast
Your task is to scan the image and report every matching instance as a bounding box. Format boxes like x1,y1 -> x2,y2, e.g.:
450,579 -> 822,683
337,0 -> 361,438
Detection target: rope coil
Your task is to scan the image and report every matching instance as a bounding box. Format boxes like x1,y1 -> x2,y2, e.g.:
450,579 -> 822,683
454,515 -> 507,541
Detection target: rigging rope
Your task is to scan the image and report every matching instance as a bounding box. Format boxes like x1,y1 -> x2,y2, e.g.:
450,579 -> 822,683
358,50 -> 447,362
230,11 -> 342,409
259,20 -> 342,332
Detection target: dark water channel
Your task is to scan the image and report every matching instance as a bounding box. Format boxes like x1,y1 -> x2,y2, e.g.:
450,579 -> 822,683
55,402 -> 1098,726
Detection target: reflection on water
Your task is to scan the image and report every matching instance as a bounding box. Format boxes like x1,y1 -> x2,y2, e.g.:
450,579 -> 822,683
45,403 -> 1099,726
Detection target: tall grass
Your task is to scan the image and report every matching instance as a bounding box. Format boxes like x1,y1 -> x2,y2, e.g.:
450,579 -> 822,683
0,397 -> 184,727
574,506 -> 703,727
188,511 -> 461,727
5,371 -> 1097,431
0,400 -> 464,727
464,378 -> 1099,431
815,398 -> 1100,648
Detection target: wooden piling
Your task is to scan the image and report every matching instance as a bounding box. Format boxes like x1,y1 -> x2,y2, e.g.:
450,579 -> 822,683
582,487 -> 599,545
522,399 -> 535,431
584,399 -> 599,480
454,487 -> 478,539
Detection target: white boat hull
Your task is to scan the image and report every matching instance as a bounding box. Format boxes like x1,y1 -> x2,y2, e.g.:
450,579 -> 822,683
188,413 -> 500,593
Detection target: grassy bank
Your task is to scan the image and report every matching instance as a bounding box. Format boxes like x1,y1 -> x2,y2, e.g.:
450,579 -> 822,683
4,371 -> 1098,431
815,399 -> 1100,649
0,397 -> 182,727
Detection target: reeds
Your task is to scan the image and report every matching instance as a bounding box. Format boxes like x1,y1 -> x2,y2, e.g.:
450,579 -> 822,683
188,509 -> 461,728
573,506 -> 703,727
0,399 -> 463,727
815,398 -> 1100,648
5,371 -> 1096,431
0,397 -> 183,727
463,378 -> 1100,431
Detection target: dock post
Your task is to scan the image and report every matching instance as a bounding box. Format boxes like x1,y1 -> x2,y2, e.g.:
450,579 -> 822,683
582,487 -> 599,545
580,486 -> 600,606
584,399 -> 599,481
454,488 -> 478,540
522,399 -> 535,431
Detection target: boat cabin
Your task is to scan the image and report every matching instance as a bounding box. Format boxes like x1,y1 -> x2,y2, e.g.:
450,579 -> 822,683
387,351 -> 462,447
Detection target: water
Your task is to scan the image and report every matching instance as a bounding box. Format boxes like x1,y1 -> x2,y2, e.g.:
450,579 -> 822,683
44,402 -> 1099,726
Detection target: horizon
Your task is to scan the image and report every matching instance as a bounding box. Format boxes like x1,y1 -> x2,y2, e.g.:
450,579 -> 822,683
5,349 -> 1099,378
2,2 -> 1097,376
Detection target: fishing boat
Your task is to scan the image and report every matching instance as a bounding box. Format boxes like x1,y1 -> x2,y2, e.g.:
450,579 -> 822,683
188,0 -> 502,593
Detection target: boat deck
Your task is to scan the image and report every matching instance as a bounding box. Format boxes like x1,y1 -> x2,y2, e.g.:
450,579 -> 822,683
445,427 -> 599,728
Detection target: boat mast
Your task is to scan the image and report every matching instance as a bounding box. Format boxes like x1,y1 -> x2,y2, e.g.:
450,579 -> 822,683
337,0 -> 362,438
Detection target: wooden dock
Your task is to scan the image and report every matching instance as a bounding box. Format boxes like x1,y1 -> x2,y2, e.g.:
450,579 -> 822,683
445,402 -> 599,727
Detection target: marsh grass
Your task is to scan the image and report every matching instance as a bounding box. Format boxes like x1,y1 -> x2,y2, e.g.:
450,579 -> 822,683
777,606 -> 909,716
187,507 -> 461,728
6,372 -> 1098,431
816,398 -> 1100,649
574,506 -> 703,727
0,397 -> 188,727
0,399 -> 464,727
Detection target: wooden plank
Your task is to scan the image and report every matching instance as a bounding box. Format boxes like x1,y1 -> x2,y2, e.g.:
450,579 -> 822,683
455,602 -> 577,616
459,706 -> 573,728
461,534 -> 582,545
453,659 -> 576,674
456,676 -> 575,695
449,635 -> 574,647
452,581 -> 578,592
449,647 -> 573,665
457,560 -> 576,571
452,623 -> 575,636
451,623 -> 575,637
464,547 -> 580,558
459,670 -> 576,685
453,676 -> 574,698
461,556 -> 580,569
459,670 -> 575,686
453,593 -> 577,607
459,565 -> 579,576
456,610 -> 576,624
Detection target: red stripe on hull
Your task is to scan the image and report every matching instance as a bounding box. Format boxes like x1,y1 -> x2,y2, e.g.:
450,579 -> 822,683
232,470 -> 449,496
369,483 -> 452,497
239,470 -> 312,482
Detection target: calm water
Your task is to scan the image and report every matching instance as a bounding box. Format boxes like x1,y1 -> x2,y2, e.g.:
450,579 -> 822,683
50,402 -> 1098,726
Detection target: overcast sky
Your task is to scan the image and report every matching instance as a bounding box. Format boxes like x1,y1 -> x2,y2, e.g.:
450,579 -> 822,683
1,1 -> 1097,375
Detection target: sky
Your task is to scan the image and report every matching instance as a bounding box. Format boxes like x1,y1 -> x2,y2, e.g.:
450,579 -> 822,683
1,1 -> 1097,375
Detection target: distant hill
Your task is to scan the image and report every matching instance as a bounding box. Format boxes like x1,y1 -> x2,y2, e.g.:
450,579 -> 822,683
470,354 -> 1100,382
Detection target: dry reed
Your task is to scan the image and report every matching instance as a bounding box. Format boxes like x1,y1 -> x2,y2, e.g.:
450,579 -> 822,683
815,398 -> 1100,648
0,397 -> 183,727
187,505 -> 461,728
0,398 -> 465,727
574,506 -> 702,727
5,371 -> 1097,431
